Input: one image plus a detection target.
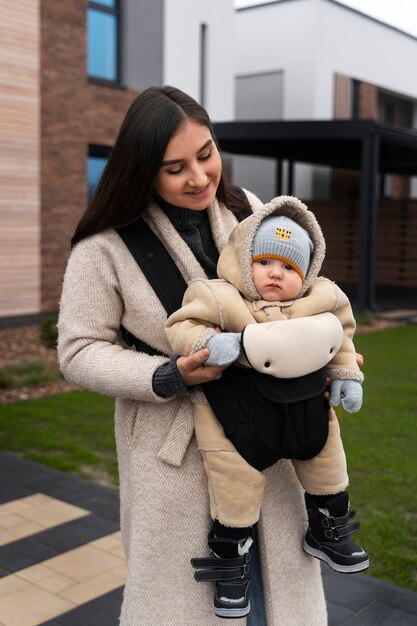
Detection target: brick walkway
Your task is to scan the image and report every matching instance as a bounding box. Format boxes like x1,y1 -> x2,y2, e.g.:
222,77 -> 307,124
0,451 -> 416,625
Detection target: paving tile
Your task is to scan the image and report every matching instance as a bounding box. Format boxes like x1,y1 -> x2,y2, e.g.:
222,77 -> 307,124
327,600 -> 355,625
19,498 -> 89,527
59,571 -> 125,604
90,532 -> 122,553
39,589 -> 123,626
0,495 -> 88,548
109,545 -> 125,558
37,573 -> 78,594
0,513 -> 28,528
0,483 -> 34,504
380,585 -> 417,615
109,585 -> 124,600
0,520 -> 45,547
74,495 -> 120,521
31,476 -> 108,502
0,553 -> 40,576
77,513 -> 120,534
342,600 -> 417,625
0,573 -> 30,597
16,562 -> 56,583
24,494 -> 55,507
322,570 -> 386,611
1,458 -> 62,489
110,563 -> 127,580
33,517 -> 111,552
2,451 -> 417,626
0,584 -> 75,626
45,544 -> 124,582
0,499 -> 33,518
0,538 -> 60,573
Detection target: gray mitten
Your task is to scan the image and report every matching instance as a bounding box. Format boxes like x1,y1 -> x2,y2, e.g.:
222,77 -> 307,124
205,333 -> 242,367
330,379 -> 363,413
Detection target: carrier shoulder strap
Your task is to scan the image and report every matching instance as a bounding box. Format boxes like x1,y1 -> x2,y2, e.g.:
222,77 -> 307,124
117,218 -> 187,317
116,195 -> 252,355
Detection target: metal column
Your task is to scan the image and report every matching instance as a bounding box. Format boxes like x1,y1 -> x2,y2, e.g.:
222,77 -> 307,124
357,131 -> 379,311
275,159 -> 283,195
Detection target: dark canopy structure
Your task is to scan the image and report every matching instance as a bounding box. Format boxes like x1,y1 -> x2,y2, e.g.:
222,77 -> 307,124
213,119 -> 417,310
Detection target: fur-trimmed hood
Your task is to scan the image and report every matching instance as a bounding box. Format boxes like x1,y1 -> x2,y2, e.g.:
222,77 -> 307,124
217,196 -> 325,300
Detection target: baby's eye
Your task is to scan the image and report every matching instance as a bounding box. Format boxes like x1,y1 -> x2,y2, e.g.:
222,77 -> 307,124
259,259 -> 270,266
284,264 -> 294,271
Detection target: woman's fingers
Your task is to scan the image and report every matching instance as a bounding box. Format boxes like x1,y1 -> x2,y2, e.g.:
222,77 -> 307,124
177,349 -> 223,386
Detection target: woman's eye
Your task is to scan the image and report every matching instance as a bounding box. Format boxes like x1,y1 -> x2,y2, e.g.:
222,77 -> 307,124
198,150 -> 212,161
167,166 -> 183,175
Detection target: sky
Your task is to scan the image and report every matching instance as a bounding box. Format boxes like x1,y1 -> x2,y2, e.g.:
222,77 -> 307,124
234,0 -> 417,39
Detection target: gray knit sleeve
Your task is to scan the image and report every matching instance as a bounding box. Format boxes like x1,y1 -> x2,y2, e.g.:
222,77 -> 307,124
152,354 -> 191,398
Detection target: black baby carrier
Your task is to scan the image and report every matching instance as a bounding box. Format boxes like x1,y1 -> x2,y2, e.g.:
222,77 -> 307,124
117,205 -> 328,472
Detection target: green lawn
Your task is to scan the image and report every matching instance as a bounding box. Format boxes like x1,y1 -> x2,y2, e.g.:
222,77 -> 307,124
0,325 -> 416,591
0,390 -> 117,486
338,325 -> 417,591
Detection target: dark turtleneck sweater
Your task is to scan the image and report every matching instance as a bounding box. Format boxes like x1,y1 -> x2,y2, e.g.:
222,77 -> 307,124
155,194 -> 219,279
152,196 -> 220,397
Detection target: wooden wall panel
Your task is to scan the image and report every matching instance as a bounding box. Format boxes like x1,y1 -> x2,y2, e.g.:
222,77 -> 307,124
309,200 -> 417,290
0,0 -> 40,317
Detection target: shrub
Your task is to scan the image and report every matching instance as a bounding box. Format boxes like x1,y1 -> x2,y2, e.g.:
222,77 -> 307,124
40,316 -> 58,349
0,361 -> 61,389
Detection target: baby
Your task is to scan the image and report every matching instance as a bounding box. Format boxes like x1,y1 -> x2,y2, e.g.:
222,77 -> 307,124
166,195 -> 368,619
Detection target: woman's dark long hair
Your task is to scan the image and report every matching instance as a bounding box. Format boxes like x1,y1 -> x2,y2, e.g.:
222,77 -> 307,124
72,86 -> 248,247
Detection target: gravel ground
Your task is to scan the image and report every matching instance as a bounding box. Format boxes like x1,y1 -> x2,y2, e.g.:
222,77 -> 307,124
0,319 -> 402,405
0,325 -> 73,404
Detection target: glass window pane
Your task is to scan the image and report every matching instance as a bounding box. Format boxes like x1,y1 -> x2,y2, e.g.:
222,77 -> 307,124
92,0 -> 115,7
87,155 -> 108,198
88,9 -> 117,80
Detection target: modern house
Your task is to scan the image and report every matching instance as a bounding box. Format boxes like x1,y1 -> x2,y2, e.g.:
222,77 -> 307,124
0,0 -> 235,319
1,0 -> 416,319
229,0 -> 417,307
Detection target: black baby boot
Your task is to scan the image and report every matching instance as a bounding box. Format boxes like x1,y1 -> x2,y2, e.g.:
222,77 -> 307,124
191,530 -> 252,618
303,491 -> 369,573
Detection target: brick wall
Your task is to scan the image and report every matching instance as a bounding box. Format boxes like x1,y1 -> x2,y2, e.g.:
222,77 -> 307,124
40,0 -> 139,312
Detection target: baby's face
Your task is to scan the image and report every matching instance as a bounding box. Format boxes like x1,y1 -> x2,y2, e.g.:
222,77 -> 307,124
252,258 -> 303,301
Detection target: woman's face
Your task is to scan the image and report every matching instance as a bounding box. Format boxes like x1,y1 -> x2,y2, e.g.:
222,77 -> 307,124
154,118 -> 222,210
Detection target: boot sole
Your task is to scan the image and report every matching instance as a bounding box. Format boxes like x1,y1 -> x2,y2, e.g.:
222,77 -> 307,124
303,539 -> 369,574
214,601 -> 251,618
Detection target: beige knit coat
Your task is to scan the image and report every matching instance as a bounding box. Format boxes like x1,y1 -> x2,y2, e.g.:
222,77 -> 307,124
58,193 -> 328,625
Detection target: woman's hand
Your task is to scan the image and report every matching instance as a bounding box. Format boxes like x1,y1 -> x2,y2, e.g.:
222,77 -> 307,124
356,352 -> 364,368
177,349 -> 223,386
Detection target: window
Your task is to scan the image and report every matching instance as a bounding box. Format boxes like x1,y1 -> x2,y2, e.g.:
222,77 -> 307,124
88,0 -> 119,82
87,146 -> 111,198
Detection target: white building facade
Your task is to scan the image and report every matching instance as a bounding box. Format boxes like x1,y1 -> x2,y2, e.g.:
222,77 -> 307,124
234,0 -> 417,200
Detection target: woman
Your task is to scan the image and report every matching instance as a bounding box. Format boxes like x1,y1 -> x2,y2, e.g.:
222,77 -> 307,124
58,86 -> 328,625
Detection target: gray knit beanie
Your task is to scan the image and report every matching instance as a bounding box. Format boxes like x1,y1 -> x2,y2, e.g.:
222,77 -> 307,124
252,215 -> 313,281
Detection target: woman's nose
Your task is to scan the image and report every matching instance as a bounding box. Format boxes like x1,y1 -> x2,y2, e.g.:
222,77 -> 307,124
189,164 -> 208,187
